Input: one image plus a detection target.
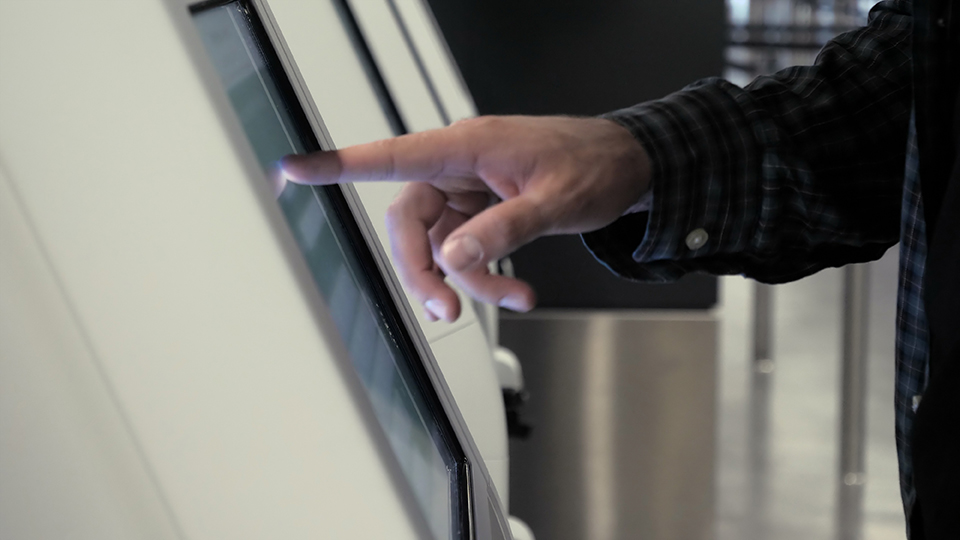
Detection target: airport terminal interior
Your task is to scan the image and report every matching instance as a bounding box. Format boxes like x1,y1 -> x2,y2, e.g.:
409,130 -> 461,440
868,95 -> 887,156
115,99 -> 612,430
0,1 -> 911,539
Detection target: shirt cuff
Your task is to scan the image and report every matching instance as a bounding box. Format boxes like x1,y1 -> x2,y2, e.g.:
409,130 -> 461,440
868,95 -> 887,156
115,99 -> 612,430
583,79 -> 760,281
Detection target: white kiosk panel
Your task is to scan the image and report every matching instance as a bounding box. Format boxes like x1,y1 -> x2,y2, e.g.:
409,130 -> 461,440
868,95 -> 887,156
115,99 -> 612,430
263,0 -> 510,507
389,0 -> 478,123
0,0 -> 424,536
0,0 -> 511,538
0,169 -> 182,540
347,0 -> 447,133
190,5 -> 460,536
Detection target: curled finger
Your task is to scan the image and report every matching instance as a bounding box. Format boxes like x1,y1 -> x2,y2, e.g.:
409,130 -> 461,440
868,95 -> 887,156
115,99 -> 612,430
386,183 -> 462,321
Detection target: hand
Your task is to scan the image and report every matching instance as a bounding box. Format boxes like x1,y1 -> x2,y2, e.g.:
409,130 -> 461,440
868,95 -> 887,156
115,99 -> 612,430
281,115 -> 651,322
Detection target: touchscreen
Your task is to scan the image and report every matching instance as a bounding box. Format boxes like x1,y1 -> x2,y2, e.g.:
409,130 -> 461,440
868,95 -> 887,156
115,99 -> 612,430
192,3 -> 458,538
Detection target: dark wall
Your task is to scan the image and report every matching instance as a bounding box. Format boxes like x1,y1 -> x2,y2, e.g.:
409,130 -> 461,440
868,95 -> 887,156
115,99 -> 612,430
426,0 -> 728,308
429,0 -> 727,115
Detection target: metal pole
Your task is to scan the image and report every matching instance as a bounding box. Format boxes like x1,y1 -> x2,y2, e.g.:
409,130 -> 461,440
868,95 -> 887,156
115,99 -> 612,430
747,353 -> 774,539
749,280 -> 775,539
753,282 -> 775,373
837,263 -> 870,540
839,263 -> 869,485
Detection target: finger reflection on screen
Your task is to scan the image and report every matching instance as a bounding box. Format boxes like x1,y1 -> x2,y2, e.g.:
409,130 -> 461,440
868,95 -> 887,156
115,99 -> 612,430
268,161 -> 287,198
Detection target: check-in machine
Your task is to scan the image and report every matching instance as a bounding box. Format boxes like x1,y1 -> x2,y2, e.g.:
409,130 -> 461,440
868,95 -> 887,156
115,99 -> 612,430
0,0 -> 511,538
267,3 -> 530,536
260,0 -> 514,510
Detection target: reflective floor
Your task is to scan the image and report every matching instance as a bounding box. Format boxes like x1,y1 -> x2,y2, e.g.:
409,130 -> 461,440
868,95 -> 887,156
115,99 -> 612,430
714,251 -> 905,540
503,251 -> 905,540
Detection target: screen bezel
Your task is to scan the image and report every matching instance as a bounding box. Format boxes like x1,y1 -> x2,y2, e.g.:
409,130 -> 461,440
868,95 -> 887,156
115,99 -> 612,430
161,0 -> 511,537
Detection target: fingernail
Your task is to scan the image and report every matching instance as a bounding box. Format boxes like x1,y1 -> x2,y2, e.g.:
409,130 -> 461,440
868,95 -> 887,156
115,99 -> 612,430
279,165 -> 297,183
425,299 -> 448,321
441,235 -> 483,272
499,294 -> 530,312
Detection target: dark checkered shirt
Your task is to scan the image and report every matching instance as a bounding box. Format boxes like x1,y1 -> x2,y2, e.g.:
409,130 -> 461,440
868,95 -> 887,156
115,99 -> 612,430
583,0 -> 928,528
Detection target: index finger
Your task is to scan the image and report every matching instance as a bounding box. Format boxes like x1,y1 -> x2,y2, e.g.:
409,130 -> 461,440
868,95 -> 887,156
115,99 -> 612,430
280,126 -> 476,185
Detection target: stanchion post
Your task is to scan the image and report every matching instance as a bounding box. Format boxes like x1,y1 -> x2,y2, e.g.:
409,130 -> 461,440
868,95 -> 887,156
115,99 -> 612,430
753,283 -> 774,373
837,263 -> 870,539
840,264 -> 869,484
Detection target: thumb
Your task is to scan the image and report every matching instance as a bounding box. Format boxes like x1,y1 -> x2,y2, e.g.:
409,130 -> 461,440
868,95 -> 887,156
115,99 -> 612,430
439,195 -> 547,273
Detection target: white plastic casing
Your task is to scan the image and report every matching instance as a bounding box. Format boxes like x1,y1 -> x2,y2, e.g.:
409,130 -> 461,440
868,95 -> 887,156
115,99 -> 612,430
0,0 -> 508,538
267,0 -> 509,508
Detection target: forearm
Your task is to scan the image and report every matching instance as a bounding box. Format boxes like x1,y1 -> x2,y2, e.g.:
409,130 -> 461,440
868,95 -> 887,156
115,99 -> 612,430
584,0 -> 913,283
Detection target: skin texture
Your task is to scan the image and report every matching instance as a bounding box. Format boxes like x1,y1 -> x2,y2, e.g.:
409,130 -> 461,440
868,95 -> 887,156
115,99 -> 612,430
281,115 -> 651,322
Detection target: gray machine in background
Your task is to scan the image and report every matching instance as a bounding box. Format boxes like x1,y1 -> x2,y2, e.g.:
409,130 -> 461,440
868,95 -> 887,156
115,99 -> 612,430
423,2 -> 727,538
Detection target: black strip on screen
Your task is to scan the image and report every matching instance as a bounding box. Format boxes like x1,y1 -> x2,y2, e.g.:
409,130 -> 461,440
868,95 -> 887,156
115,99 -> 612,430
383,0 -> 451,126
331,0 -> 410,136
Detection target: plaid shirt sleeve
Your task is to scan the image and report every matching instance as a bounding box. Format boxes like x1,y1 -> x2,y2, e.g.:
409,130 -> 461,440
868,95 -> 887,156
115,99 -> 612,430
582,0 -> 913,283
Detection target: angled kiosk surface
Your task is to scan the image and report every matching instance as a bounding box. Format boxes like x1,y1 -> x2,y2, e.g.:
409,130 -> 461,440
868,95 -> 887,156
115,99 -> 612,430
0,0 -> 510,539
261,0 -> 511,509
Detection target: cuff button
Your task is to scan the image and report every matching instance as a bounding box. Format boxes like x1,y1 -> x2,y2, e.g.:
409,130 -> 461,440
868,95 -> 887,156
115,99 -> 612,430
685,228 -> 709,250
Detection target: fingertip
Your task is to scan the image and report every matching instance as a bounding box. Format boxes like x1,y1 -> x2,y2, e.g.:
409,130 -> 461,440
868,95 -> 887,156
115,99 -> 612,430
442,197 -> 544,276
498,289 -> 536,313
277,154 -> 304,181
277,166 -> 304,186
447,298 -> 462,322
442,269 -> 535,316
424,299 -> 446,320
425,297 -> 461,322
279,152 -> 340,185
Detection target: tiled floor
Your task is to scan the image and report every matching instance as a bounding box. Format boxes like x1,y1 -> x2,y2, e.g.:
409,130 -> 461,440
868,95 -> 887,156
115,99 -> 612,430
713,249 -> 906,540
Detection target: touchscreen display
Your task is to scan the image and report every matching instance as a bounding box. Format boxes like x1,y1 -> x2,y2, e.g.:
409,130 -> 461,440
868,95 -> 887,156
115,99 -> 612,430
192,3 -> 460,538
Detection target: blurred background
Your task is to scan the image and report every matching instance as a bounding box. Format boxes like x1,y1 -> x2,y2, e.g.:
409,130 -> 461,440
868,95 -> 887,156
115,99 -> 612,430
424,1 -> 904,539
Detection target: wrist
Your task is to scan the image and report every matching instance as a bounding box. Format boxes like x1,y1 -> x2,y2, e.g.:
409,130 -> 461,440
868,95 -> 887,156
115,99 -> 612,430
599,116 -> 653,216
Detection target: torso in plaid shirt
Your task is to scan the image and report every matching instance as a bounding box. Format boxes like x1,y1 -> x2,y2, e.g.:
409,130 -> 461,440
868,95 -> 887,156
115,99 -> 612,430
582,1 -> 955,536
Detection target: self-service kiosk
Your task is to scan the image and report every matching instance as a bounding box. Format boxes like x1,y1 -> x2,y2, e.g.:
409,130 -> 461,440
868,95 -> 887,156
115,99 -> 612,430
258,0 -> 514,511
0,0 -> 512,538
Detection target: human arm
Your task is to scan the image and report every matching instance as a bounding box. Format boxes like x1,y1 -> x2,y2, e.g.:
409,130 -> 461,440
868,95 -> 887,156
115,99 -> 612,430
281,1 -> 913,320
281,116 -> 651,321
584,0 -> 914,283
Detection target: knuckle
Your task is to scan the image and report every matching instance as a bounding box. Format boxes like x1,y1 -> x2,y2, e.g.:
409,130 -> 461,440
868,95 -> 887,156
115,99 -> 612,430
384,199 -> 407,231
